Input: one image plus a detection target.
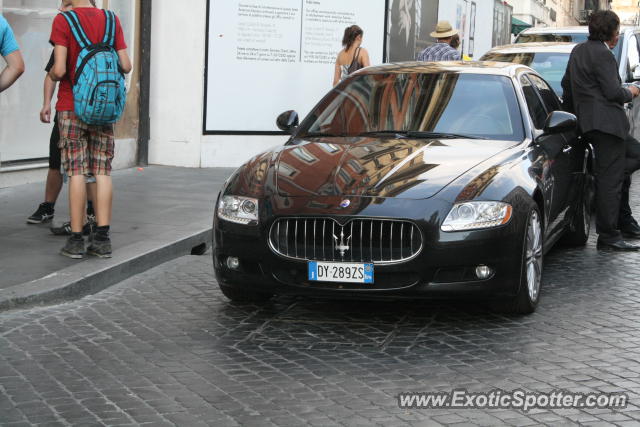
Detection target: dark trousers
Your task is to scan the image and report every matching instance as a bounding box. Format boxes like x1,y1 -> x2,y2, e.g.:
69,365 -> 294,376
48,114 -> 61,170
620,134 -> 640,227
586,131 -> 626,243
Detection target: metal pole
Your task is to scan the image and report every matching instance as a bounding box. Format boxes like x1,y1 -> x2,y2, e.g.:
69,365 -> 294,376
137,0 -> 152,166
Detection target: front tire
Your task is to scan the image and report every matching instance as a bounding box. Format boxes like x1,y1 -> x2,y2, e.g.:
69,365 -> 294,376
493,204 -> 543,314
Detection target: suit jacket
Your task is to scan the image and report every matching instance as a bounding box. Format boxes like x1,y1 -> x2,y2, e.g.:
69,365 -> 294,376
561,40 -> 632,140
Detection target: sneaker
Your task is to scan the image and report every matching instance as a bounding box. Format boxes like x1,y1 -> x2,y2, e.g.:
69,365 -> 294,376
87,237 -> 112,258
50,221 -> 72,236
60,236 -> 85,259
27,203 -> 54,224
50,220 -> 96,236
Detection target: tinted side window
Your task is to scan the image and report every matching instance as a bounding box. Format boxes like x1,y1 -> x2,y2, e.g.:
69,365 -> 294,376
527,74 -> 560,112
520,75 -> 548,129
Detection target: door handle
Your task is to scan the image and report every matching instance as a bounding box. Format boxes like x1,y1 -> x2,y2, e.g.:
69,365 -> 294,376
562,146 -> 573,153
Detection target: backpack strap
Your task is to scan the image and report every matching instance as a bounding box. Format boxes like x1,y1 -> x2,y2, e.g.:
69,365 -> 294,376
101,10 -> 116,47
61,11 -> 90,49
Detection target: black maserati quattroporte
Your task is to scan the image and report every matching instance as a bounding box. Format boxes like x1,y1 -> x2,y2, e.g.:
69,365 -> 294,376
213,61 -> 593,314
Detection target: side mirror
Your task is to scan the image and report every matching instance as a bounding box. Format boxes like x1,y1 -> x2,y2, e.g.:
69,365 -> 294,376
276,110 -> 299,133
543,111 -> 576,134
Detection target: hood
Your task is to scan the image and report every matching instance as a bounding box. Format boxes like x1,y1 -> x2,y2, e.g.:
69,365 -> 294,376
275,137 -> 515,200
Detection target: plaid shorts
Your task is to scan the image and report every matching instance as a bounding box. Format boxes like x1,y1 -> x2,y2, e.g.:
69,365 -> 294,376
57,111 -> 115,177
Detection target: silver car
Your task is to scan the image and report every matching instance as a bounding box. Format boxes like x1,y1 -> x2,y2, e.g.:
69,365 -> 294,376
514,26 -> 640,85
484,29 -> 640,140
480,42 -> 574,98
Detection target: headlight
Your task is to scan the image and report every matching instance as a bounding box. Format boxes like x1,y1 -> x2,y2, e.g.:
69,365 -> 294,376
441,201 -> 512,232
217,195 -> 259,225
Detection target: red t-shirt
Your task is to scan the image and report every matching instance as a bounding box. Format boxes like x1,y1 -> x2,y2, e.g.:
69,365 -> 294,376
50,7 -> 127,112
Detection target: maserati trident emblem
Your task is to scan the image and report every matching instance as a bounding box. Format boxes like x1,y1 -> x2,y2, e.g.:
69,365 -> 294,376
332,228 -> 352,258
339,199 -> 350,208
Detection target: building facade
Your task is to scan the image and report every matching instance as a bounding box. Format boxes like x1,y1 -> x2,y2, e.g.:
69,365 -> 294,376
509,0 -> 558,26
151,0 -> 520,170
612,0 -> 640,26
554,0 -> 582,26
510,0 -> 612,28
0,0 -> 141,187
0,0 -> 539,187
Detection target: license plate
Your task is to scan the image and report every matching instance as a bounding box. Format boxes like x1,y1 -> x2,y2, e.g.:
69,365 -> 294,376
308,261 -> 374,284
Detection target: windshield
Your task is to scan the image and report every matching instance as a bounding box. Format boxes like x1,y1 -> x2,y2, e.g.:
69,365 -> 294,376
298,73 -> 524,142
515,32 -> 623,63
481,51 -> 569,97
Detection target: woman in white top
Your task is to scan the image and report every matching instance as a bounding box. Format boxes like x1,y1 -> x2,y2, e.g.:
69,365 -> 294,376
333,25 -> 371,86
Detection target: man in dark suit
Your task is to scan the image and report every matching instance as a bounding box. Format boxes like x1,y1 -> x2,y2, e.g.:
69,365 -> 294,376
561,10 -> 640,250
620,135 -> 640,237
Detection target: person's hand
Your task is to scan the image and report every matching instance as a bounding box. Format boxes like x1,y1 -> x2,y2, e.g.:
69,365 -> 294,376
40,104 -> 51,123
629,85 -> 640,98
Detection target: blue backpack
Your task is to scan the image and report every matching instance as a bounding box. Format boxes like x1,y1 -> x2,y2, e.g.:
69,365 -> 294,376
61,10 -> 126,125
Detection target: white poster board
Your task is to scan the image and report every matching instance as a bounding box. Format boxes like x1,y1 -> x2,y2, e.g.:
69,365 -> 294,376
204,0 -> 386,133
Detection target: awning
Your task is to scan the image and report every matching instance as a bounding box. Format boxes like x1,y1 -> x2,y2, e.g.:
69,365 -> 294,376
512,17 -> 532,35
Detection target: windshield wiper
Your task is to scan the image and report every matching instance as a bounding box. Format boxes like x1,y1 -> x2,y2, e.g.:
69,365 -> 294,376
357,131 -> 408,138
303,131 -> 487,140
404,131 -> 488,140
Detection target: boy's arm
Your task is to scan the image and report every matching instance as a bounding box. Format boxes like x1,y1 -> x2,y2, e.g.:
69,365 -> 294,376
49,45 -> 67,81
40,75 -> 56,123
117,49 -> 132,74
113,15 -> 131,74
0,50 -> 25,93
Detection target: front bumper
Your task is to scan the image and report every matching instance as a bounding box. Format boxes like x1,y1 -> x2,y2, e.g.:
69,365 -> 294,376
213,214 -> 525,300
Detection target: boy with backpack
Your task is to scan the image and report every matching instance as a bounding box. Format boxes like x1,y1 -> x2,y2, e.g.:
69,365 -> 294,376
49,0 -> 131,259
28,0 -> 98,234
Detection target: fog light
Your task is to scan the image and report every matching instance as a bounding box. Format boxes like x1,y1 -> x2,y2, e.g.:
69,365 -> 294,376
226,257 -> 240,270
475,265 -> 493,280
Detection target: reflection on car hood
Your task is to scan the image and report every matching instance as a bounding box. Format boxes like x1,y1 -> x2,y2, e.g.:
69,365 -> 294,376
275,137 -> 516,200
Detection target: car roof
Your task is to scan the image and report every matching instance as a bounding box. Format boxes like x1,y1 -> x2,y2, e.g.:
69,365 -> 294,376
485,42 -> 576,54
520,25 -> 636,34
358,61 -> 528,78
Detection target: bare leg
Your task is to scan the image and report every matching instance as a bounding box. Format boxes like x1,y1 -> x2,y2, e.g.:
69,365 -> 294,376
94,175 -> 112,227
44,168 -> 63,204
68,175 -> 87,233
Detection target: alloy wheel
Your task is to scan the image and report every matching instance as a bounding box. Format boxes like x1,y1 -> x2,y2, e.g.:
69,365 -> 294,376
525,211 -> 543,302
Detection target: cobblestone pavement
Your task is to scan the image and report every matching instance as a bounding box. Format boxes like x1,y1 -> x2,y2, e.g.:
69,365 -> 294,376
2,239 -> 640,426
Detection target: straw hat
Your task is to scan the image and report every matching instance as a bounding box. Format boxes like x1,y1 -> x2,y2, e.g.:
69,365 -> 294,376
430,20 -> 458,39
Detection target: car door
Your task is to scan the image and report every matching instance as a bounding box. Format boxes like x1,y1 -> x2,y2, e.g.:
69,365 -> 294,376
624,32 -> 640,142
521,74 -> 578,240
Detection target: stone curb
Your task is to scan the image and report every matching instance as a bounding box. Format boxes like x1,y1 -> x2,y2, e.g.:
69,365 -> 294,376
0,227 -> 212,312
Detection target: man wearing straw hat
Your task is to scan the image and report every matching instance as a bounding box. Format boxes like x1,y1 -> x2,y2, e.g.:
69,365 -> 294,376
417,20 -> 461,62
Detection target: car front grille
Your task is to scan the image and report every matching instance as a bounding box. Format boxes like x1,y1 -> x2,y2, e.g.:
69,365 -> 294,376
268,217 -> 423,264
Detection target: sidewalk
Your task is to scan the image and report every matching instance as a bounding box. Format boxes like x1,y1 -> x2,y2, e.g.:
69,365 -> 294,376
0,165 -> 234,311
